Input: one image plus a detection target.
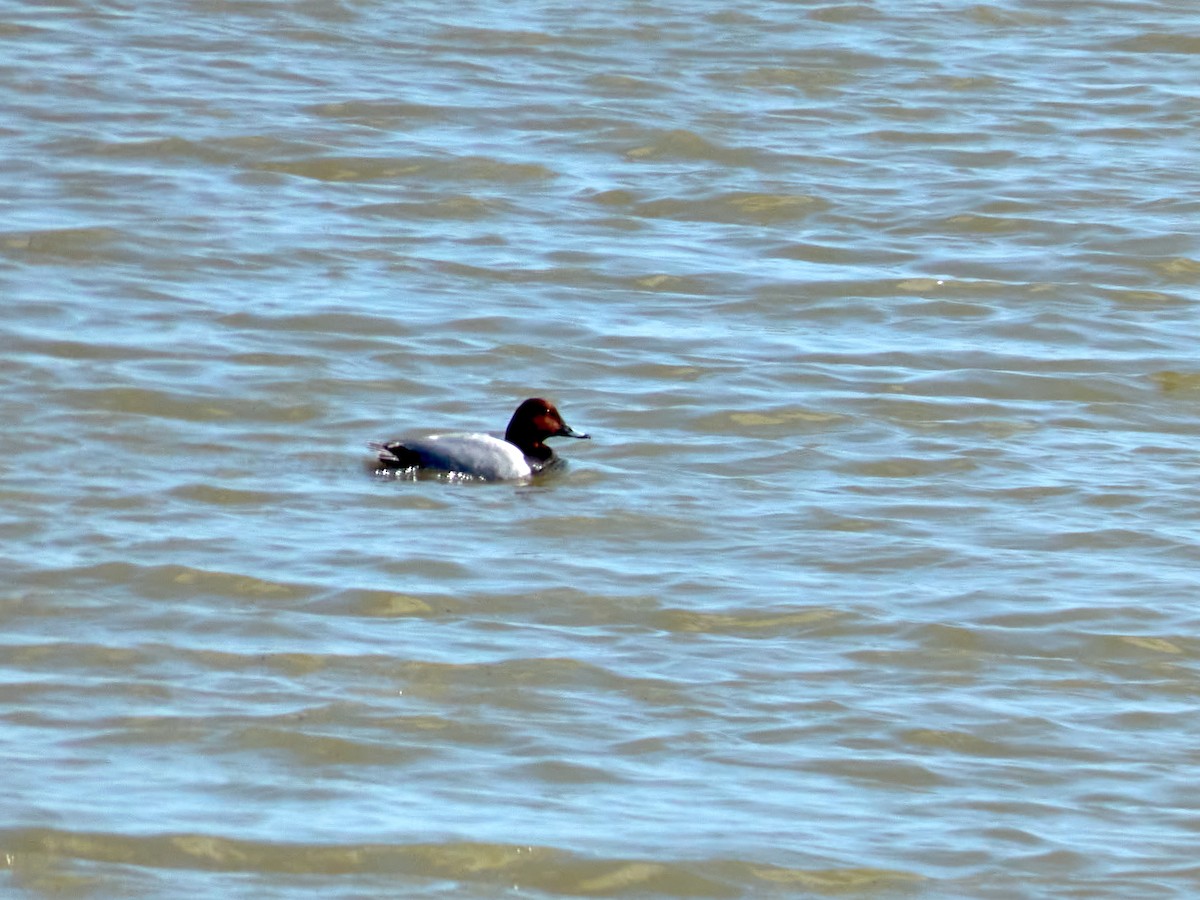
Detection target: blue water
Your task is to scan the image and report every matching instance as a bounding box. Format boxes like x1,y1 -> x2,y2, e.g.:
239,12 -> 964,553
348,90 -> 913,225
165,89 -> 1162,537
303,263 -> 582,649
4,1 -> 1200,896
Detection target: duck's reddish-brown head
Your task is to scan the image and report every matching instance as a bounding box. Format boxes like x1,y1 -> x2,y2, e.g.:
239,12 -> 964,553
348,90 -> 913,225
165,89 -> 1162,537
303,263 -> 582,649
505,398 -> 590,459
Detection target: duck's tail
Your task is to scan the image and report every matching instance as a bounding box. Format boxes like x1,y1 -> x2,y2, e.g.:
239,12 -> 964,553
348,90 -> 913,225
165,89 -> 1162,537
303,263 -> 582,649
368,441 -> 425,469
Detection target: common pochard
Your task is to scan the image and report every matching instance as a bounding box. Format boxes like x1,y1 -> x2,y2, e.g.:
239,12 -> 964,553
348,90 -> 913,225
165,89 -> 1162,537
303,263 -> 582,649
369,398 -> 590,480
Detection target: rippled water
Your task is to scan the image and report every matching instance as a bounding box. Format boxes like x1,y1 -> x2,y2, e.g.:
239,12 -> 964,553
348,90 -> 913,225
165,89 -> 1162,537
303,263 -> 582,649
4,0 -> 1200,896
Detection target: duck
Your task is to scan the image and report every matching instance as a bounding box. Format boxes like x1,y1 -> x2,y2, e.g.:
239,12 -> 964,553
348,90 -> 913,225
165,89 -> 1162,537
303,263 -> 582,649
369,398 -> 590,480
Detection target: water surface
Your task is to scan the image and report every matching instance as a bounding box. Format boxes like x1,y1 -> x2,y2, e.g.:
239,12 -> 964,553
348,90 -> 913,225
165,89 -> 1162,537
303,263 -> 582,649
3,0 -> 1200,896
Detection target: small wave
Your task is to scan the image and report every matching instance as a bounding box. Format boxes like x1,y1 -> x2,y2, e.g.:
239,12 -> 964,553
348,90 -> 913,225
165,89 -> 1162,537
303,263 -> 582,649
617,192 -> 829,225
350,195 -> 506,221
1,226 -> 127,262
24,561 -> 315,604
1110,33 -> 1200,54
0,828 -> 924,895
58,385 -> 322,423
622,128 -> 762,166
653,606 -> 854,638
257,155 -> 556,184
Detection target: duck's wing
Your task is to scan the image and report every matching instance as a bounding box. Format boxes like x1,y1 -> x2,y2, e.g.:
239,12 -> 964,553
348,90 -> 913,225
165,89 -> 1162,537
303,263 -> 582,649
370,433 -> 531,480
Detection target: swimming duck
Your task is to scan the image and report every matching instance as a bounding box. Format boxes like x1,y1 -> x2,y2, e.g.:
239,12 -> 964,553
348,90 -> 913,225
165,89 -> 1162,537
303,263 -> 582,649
369,397 -> 590,480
